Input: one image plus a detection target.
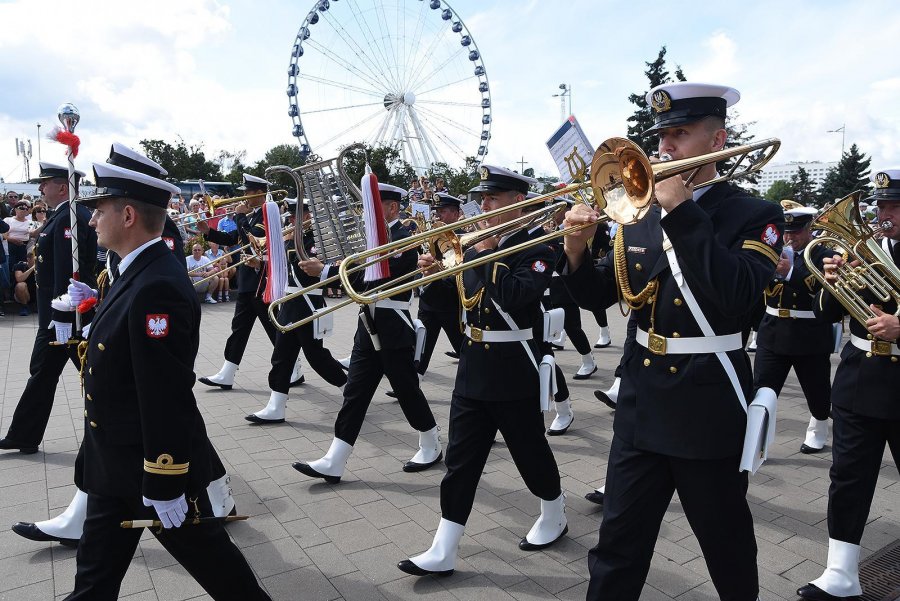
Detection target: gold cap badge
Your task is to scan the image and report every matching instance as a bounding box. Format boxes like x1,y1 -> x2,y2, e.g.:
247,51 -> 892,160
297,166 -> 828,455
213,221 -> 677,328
651,90 -> 672,113
875,172 -> 890,188
480,166 -> 489,180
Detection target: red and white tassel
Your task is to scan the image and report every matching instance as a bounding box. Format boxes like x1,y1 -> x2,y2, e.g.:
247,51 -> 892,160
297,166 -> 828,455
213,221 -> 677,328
262,199 -> 287,303
49,128 -> 80,158
361,165 -> 390,282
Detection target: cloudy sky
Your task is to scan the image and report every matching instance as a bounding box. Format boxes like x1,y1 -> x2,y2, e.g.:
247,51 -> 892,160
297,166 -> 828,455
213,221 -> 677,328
1,0 -> 898,185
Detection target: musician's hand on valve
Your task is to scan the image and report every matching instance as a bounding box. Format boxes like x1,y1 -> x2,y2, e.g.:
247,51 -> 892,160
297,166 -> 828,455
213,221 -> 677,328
196,220 -> 210,235
866,305 -> 900,341
418,253 -> 439,276
234,201 -> 251,215
246,256 -> 261,269
299,258 -> 324,277
474,235 -> 498,253
654,174 -> 692,212
562,203 -> 599,271
822,256 -> 856,285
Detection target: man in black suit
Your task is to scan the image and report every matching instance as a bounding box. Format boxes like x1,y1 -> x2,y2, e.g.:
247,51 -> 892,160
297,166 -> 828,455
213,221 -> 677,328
0,162 -> 96,454
798,170 -> 900,601
291,183 -> 442,482
398,166 -> 568,577
562,82 -> 783,601
59,151 -> 269,601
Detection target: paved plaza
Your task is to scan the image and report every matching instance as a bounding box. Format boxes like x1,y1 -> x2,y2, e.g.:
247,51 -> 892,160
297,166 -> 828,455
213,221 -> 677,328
0,299 -> 897,601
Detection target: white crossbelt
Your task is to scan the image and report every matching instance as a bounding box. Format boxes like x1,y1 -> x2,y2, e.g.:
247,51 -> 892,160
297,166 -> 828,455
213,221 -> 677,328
373,299 -> 411,311
765,306 -> 815,319
850,334 -> 900,356
636,327 -> 742,354
285,286 -> 322,296
464,325 -> 532,343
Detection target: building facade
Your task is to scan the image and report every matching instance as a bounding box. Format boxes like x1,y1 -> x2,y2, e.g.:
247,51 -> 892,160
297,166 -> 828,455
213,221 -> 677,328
755,161 -> 837,196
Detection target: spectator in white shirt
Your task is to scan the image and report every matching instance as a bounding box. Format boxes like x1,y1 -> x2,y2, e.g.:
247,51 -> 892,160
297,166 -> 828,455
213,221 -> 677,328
186,243 -> 219,304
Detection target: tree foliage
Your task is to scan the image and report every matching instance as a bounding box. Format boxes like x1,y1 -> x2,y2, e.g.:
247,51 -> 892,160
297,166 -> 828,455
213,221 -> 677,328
139,138 -> 222,181
817,144 -> 871,206
764,179 -> 793,203
790,166 -> 817,206
626,46 -> 686,155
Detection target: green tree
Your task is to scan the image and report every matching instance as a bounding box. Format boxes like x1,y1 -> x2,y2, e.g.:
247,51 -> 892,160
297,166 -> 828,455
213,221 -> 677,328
626,46 -> 686,155
139,138 -> 222,181
245,144 -> 311,191
339,143 -> 417,189
817,144 -> 871,206
426,158 -> 479,197
764,179 -> 793,202
790,166 -> 817,206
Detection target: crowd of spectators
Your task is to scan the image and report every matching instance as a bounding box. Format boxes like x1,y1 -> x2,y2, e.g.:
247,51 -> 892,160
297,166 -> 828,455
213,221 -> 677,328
1,190 -> 45,317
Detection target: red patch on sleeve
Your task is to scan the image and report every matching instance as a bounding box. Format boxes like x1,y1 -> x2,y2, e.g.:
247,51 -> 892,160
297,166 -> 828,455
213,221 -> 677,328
64,227 -> 72,239
532,260 -> 548,273
162,237 -> 175,250
761,224 -> 779,247
146,314 -> 169,338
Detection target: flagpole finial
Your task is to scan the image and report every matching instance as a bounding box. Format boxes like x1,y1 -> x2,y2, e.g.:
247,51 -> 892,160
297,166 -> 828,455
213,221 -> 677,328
57,103 -> 80,133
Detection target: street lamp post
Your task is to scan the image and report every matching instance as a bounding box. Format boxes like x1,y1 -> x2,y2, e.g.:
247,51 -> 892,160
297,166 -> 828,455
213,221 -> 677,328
552,83 -> 571,122
36,122 -> 41,163
827,124 -> 846,158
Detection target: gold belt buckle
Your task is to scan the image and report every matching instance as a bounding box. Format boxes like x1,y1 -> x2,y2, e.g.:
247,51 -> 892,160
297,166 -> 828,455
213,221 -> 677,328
647,332 -> 667,355
871,340 -> 891,356
469,326 -> 483,343
778,308 -> 790,318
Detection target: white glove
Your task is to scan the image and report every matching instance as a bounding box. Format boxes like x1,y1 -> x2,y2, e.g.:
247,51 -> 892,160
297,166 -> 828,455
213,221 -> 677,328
48,320 -> 72,344
51,295 -> 75,312
68,279 -> 97,304
142,494 -> 188,529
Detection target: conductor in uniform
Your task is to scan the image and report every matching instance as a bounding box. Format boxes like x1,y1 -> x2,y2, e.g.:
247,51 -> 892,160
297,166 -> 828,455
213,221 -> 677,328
62,153 -> 270,600
798,169 -> 900,601
197,174 -> 280,390
0,161 -> 97,454
754,203 -> 837,454
399,166 -> 568,577
562,82 -> 783,601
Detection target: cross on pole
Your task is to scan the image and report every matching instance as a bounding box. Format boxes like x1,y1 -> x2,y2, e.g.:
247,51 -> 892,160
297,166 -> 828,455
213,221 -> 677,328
517,156 -> 528,173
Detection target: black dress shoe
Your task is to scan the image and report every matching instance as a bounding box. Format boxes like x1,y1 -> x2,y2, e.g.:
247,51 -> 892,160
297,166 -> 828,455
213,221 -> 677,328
289,375 -> 306,388
386,390 -> 398,399
800,443 -> 825,454
444,350 -> 459,359
12,522 -> 79,547
550,343 -> 564,351
197,377 -> 232,390
402,452 -> 443,473
518,525 -> 568,551
547,417 -> 574,436
0,438 -> 38,454
593,390 -> 617,410
584,490 -> 604,505
292,462 -> 341,484
397,559 -> 453,577
573,366 -> 598,380
796,583 -> 859,600
244,414 -> 286,425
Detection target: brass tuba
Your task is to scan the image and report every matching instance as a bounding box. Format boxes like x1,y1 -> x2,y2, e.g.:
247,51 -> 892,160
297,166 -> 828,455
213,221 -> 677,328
804,191 -> 900,325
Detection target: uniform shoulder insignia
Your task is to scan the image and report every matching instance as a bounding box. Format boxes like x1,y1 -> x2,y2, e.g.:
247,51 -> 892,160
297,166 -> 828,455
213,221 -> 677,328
64,227 -> 72,240
532,260 -> 548,273
804,274 -> 817,291
146,314 -> 169,338
761,223 -> 779,247
162,237 -> 175,251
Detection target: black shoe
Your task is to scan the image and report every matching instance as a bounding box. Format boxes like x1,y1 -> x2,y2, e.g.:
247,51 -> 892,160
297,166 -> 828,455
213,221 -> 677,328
800,443 -> 825,454
796,583 -> 859,601
547,416 -> 574,436
518,525 -> 568,551
573,365 -> 598,380
550,343 -> 564,351
444,351 -> 459,359
584,490 -> 604,505
12,522 -> 79,547
244,414 -> 286,425
397,559 -> 453,577
402,452 -> 443,473
292,462 -> 341,484
593,390 -> 617,410
386,390 -> 398,399
0,438 -> 39,454
197,377 -> 232,390
289,375 -> 305,388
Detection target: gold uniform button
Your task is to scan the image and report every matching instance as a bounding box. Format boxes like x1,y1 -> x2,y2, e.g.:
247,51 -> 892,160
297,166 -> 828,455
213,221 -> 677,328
672,332 -> 680,338
669,366 -> 677,374
673,298 -> 683,306
97,343 -> 106,351
86,393 -> 92,401
89,421 -> 98,428
866,352 -> 872,358
484,344 -> 490,350
89,367 -> 93,375
484,325 -> 490,330
867,334 -> 873,340
83,410 -> 88,417
892,357 -> 898,363
635,263 -> 643,271
643,358 -> 651,367
468,340 -> 473,346
483,307 -> 490,314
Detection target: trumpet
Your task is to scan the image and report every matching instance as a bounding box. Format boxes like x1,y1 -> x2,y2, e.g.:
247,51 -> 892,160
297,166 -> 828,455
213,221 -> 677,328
336,136 -> 781,305
190,225 -> 296,286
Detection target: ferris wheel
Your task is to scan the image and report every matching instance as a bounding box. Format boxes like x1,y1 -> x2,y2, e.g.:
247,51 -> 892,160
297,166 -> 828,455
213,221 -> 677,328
286,0 -> 492,173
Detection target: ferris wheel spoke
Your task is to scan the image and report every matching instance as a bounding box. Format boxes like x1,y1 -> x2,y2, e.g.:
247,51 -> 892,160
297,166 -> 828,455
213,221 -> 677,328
317,107 -> 388,148
415,105 -> 483,139
372,0 -> 403,88
409,46 -> 466,94
371,110 -> 396,147
417,76 -> 476,98
405,25 -> 453,92
342,0 -> 402,90
407,107 -> 442,167
417,100 -> 483,108
306,39 -> 390,95
302,101 -> 384,115
413,111 -> 469,163
401,0 -> 430,90
298,74 -> 385,99
317,12 -> 398,91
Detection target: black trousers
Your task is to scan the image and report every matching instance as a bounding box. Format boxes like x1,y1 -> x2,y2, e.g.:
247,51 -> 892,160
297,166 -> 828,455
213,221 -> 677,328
334,343 -> 436,446
223,292 -> 278,365
440,394 -> 562,525
269,323 -> 347,394
64,493 -> 270,601
560,302 -> 591,355
4,324 -> 80,446
753,347 -> 831,419
554,363 -> 570,403
827,405 -> 900,545
592,306 -> 608,328
587,436 -> 758,601
416,307 -> 463,375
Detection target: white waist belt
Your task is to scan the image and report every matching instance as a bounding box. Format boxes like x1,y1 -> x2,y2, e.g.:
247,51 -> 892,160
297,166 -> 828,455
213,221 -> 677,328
285,286 -> 322,296
636,327 -> 742,355
850,334 -> 900,356
465,325 -> 532,343
765,306 -> 815,319
374,299 -> 411,311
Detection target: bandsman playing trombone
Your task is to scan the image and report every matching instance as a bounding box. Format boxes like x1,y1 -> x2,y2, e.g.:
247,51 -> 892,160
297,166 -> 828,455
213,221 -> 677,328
398,166 -> 568,577
561,82 -> 783,601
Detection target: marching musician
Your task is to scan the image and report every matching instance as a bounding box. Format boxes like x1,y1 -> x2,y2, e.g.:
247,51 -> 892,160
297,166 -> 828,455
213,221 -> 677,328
398,166 -> 568,577
291,183 -> 442,482
59,150 -> 269,600
798,169 -> 900,601
754,203 -> 837,454
196,174 -> 282,390
245,198 -> 348,424
562,82 -> 783,600
0,161 -> 97,455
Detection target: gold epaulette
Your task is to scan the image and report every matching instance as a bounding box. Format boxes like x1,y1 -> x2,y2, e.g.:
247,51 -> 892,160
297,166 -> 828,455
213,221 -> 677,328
742,240 -> 780,265
143,454 -> 189,476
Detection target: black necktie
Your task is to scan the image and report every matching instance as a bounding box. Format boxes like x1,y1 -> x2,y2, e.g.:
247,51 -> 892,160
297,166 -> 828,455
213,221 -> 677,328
111,264 -> 121,286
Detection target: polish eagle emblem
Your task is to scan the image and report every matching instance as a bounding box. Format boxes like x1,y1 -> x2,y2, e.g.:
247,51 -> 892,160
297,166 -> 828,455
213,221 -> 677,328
146,314 -> 169,338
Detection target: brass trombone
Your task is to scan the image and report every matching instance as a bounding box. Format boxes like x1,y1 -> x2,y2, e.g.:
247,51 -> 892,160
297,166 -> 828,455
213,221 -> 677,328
337,136 -> 781,305
190,224 -> 298,286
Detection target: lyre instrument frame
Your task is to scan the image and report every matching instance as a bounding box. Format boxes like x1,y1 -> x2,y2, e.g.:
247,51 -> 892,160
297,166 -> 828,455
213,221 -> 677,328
266,164 -> 310,261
